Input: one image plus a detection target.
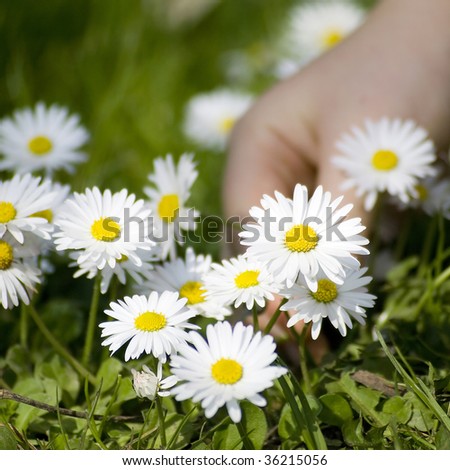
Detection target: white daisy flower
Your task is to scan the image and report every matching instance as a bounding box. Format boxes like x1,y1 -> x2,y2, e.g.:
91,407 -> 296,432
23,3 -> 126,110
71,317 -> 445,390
54,187 -> 155,270
203,255 -> 281,310
131,362 -> 177,400
170,321 -> 287,423
0,235 -> 41,309
398,175 -> 450,219
99,291 -> 199,362
284,0 -> 365,63
183,89 -> 252,151
281,267 -> 376,340
144,153 -> 199,260
0,102 -> 89,174
0,173 -> 58,243
240,184 -> 369,290
36,181 -> 71,223
139,247 -> 230,320
72,247 -> 156,294
333,118 -> 437,211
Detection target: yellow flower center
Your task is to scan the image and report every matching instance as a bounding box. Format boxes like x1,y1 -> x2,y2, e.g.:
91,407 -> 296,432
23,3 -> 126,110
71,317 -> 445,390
371,150 -> 398,171
219,116 -> 235,135
134,311 -> 167,332
0,240 -> 14,270
179,280 -> 205,305
321,28 -> 344,49
28,135 -> 53,155
158,194 -> 179,223
414,184 -> 428,201
311,279 -> 338,303
234,270 -> 260,288
90,217 -> 121,242
285,224 -> 319,252
31,209 -> 53,223
211,358 -> 243,385
0,202 -> 17,223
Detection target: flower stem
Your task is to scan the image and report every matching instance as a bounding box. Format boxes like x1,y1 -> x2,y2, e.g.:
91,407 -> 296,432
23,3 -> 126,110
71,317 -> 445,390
298,326 -> 312,394
20,303 -> 28,348
82,274 -> 102,369
263,298 -> 287,335
27,304 -> 96,385
156,397 -> 167,448
252,305 -> 259,332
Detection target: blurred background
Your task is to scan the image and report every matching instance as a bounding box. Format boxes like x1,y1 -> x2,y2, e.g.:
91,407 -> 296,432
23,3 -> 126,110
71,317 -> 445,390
0,0 -> 375,219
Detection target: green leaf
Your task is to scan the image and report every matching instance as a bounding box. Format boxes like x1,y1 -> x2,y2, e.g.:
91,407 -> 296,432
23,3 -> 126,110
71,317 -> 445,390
0,425 -> 18,450
436,426 -> 450,450
153,413 -> 193,449
212,423 -> 242,450
319,394 -> 354,426
240,402 -> 267,450
13,377 -> 59,431
191,442 -> 210,450
382,396 -> 412,424
327,374 -> 384,427
404,392 -> 437,432
96,357 -> 124,393
5,345 -> 30,376
36,355 -> 80,401
278,403 -> 299,442
342,418 -> 366,448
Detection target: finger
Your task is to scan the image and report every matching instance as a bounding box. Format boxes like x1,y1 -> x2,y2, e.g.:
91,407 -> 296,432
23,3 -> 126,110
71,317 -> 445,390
223,79 -> 318,224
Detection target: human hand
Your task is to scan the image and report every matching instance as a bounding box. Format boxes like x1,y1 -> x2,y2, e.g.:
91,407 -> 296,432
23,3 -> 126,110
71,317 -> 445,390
224,0 -> 450,229
223,0 -> 450,354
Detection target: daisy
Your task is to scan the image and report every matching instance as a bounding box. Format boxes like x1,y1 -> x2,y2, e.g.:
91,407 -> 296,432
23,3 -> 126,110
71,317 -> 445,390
72,247 -> 157,294
99,291 -> 199,362
240,184 -> 369,290
183,89 -> 252,151
0,102 -> 89,174
53,187 -> 155,270
284,0 -> 365,63
281,267 -> 376,340
397,174 -> 450,219
33,181 -> 71,223
0,173 -> 58,243
139,247 -> 231,320
131,362 -> 177,400
203,255 -> 281,310
0,235 -> 41,309
170,321 -> 287,423
333,118 -> 437,211
144,153 -> 199,260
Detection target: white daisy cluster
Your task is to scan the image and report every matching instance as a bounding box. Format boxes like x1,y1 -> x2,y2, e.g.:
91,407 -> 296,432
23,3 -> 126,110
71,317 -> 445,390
0,102 -> 90,308
0,173 -> 65,308
238,183 -> 376,339
52,152 -> 200,293
276,0 -> 366,78
183,89 -> 252,151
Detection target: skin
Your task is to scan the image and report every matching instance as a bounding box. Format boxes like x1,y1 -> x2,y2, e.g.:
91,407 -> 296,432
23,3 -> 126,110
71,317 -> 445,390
224,0 -> 450,226
223,0 -> 450,361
